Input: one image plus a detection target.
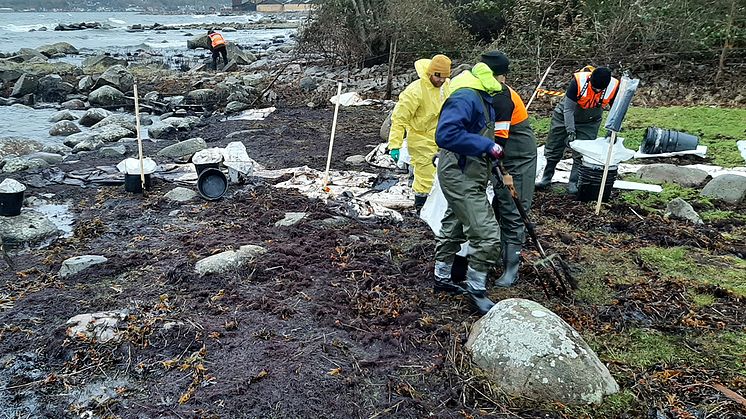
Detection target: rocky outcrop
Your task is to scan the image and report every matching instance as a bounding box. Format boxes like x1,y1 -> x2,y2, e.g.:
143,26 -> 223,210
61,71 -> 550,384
0,137 -> 44,159
194,245 -> 267,276
466,298 -> 619,405
61,98 -> 86,110
49,110 -> 78,123
37,74 -> 76,102
665,198 -> 703,224
59,255 -> 108,279
1,157 -> 49,173
36,42 -> 79,57
10,74 -> 38,98
157,137 -> 207,159
78,75 -> 95,91
147,123 -> 177,139
701,174 -> 746,204
0,210 -> 60,246
185,89 -> 219,106
49,120 -> 81,136
82,55 -> 128,70
92,65 -> 134,93
79,108 -> 111,127
636,164 -> 709,188
92,114 -> 137,132
88,86 -> 126,107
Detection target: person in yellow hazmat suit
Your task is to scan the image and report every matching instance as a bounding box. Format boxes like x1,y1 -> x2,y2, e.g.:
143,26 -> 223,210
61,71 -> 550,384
387,54 -> 452,211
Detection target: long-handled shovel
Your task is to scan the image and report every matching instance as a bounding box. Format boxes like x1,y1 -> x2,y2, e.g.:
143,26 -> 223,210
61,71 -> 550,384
133,83 -> 147,196
494,162 -> 577,298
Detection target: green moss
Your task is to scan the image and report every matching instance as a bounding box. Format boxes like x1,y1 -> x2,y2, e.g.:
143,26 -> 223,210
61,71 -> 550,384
593,329 -> 687,368
573,246 -> 644,304
691,332 -> 746,375
689,291 -> 716,308
700,210 -> 746,223
529,115 -> 551,140
639,246 -> 746,297
620,183 -> 713,211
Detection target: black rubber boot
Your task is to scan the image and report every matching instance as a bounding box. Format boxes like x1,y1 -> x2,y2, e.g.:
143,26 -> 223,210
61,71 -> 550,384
414,193 -> 428,212
536,160 -> 558,190
465,267 -> 495,315
495,243 -> 522,288
567,161 -> 580,195
433,260 -> 467,295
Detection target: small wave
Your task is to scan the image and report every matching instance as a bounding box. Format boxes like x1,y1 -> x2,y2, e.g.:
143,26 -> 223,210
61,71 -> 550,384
2,23 -> 48,32
191,15 -> 206,19
108,18 -> 127,25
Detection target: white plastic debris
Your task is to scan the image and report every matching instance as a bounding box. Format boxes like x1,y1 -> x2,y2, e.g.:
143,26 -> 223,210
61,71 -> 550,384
0,178 -> 26,193
737,141 -> 746,163
330,92 -> 376,107
116,158 -> 157,175
570,137 -> 635,166
634,145 -> 708,159
234,107 -> 276,121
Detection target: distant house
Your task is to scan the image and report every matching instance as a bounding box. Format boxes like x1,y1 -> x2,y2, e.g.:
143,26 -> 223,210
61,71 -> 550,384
232,0 -> 258,11
256,0 -> 317,13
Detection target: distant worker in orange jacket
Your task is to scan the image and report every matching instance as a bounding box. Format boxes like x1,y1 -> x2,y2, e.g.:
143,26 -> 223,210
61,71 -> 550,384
207,29 -> 228,71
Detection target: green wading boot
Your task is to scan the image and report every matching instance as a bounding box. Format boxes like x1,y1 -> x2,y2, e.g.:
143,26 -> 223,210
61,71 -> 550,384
536,160 -> 558,190
465,266 -> 495,315
495,243 -> 521,288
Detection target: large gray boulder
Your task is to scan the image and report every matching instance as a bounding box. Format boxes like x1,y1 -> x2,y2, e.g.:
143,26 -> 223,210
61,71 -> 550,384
92,114 -> 136,132
64,132 -> 95,148
466,298 -> 619,404
194,245 -> 267,276
164,187 -> 197,202
0,210 -> 60,247
59,255 -> 108,279
2,157 -> 49,173
79,108 -> 111,126
665,198 -> 703,224
78,75 -> 95,92
91,125 -> 133,143
225,101 -> 250,114
36,74 -> 75,103
162,116 -> 199,131
49,110 -> 78,123
72,138 -> 104,153
82,55 -> 128,69
92,65 -> 134,93
36,42 -> 79,57
11,74 -> 38,98
10,48 -> 47,62
88,86 -> 125,107
49,120 -> 81,136
61,98 -> 86,110
25,152 -> 64,165
701,174 -> 746,204
99,145 -> 127,157
225,43 -> 256,65
185,88 -> 218,106
147,122 -> 177,139
186,34 -> 211,50
299,77 -> 317,92
157,137 -> 207,159
636,164 -> 709,188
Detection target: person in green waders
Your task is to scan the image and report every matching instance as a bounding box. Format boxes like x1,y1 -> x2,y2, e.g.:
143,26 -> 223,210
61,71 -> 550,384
432,51 -> 515,314
486,52 -> 538,288
536,66 -> 619,193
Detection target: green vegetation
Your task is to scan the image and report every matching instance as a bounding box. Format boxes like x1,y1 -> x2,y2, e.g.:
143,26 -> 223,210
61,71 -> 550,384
638,246 -> 746,297
689,291 -> 716,308
620,183 -> 713,212
700,209 -> 746,223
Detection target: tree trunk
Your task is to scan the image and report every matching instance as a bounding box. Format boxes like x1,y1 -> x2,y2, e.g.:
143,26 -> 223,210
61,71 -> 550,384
385,37 -> 398,100
715,0 -> 736,84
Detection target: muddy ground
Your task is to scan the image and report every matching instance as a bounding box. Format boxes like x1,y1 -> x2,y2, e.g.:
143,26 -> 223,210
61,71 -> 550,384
1,105 -> 745,418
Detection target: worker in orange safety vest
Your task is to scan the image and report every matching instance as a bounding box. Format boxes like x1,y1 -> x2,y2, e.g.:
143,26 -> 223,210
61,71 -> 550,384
207,29 -> 228,71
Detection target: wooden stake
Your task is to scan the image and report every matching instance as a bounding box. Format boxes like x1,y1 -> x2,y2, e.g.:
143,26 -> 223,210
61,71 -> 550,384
526,60 -> 556,111
595,131 -> 617,215
322,82 -> 343,189
133,84 -> 146,194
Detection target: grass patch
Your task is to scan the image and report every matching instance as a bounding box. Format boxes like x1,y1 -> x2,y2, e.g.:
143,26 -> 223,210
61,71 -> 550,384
693,332 -> 746,375
592,329 -> 688,369
529,115 -> 551,139
688,291 -> 716,308
638,246 -> 746,297
700,209 -> 746,223
573,246 -> 645,304
620,183 -> 713,211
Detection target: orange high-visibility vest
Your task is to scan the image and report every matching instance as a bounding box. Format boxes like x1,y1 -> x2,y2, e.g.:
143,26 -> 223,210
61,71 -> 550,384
508,87 -> 528,125
209,33 -> 226,48
573,71 -> 619,109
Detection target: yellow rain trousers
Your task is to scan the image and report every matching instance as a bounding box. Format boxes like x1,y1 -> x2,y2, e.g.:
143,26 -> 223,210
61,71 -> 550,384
387,59 -> 451,195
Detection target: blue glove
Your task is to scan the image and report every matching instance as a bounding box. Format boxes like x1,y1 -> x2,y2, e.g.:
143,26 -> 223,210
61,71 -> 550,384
389,149 -> 400,162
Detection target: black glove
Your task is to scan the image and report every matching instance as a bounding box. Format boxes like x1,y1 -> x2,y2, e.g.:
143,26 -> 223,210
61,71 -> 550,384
565,131 -> 577,147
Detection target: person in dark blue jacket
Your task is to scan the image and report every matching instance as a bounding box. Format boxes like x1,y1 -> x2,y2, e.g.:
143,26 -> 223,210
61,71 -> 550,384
433,51 -> 515,314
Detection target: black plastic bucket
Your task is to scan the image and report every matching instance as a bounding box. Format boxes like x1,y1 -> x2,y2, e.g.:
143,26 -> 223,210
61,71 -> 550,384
194,162 -> 220,175
124,173 -> 152,193
0,191 -> 24,216
642,127 -> 699,154
197,168 -> 228,200
577,163 -> 618,202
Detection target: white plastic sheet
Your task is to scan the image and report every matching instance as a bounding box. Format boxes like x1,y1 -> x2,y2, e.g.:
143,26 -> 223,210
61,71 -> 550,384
116,158 -> 157,175
234,107 -> 276,121
192,148 -> 224,165
330,92 -> 376,107
570,137 -> 635,166
736,141 -> 746,163
605,76 -> 639,132
419,172 -> 495,235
